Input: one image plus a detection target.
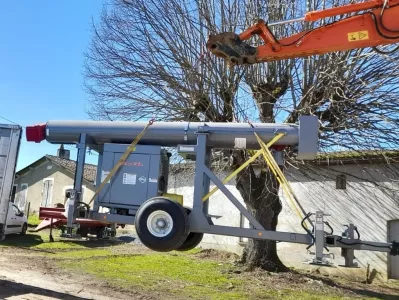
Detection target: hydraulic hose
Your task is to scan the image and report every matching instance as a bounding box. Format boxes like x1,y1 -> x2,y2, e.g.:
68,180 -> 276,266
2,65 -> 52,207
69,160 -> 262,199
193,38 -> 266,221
324,222 -> 334,235
301,212 -> 315,250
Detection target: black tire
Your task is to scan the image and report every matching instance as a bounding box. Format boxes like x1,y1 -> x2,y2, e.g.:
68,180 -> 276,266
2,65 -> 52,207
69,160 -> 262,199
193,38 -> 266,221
135,197 -> 189,252
176,207 -> 203,251
20,223 -> 27,236
176,232 -> 204,251
96,227 -> 106,239
80,227 -> 89,238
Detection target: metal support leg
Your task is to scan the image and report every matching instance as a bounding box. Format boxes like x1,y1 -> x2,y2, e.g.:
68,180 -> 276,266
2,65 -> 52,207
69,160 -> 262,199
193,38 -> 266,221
111,223 -> 117,238
66,191 -> 76,236
341,223 -> 358,267
190,133 -> 213,230
202,148 -> 211,215
49,218 -> 54,242
67,133 -> 87,235
314,211 -> 325,263
305,211 -> 334,266
92,152 -> 103,213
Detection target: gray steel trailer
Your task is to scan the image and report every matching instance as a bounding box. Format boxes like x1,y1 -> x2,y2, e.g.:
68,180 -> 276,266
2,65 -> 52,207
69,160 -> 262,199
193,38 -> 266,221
0,124 -> 22,240
26,116 -> 398,266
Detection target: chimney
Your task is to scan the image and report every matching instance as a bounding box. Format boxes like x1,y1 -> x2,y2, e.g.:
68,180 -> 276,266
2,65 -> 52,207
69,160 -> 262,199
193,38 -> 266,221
57,144 -> 70,160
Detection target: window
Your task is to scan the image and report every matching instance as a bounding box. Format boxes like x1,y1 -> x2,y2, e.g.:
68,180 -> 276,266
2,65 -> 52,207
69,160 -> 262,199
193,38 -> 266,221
336,175 -> 347,190
41,179 -> 53,207
12,205 -> 21,216
17,183 -> 28,211
10,185 -> 17,203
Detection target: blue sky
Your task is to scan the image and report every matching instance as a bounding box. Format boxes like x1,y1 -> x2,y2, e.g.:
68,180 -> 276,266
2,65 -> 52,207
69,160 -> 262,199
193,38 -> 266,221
0,1 -> 104,171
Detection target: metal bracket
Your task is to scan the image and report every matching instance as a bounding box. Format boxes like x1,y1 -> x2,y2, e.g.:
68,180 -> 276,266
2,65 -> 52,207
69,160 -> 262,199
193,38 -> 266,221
304,252 -> 335,267
303,211 -> 335,267
391,241 -> 399,256
339,223 -> 359,268
184,122 -> 189,142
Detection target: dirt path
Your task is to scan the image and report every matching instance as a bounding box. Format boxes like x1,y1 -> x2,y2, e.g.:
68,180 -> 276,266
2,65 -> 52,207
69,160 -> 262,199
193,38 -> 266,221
0,247 -> 158,300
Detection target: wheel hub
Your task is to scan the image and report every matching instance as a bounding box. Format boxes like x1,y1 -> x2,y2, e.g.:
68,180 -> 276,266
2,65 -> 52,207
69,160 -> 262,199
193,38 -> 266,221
157,220 -> 166,228
147,210 -> 173,237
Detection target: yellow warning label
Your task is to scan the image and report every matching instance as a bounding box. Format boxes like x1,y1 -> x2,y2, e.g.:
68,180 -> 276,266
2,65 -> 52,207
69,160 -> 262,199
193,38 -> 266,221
348,30 -> 369,42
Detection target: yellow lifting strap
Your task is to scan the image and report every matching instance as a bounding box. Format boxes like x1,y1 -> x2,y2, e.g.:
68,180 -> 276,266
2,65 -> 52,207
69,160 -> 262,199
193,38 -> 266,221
254,133 -> 309,229
88,119 -> 154,205
202,133 -> 286,202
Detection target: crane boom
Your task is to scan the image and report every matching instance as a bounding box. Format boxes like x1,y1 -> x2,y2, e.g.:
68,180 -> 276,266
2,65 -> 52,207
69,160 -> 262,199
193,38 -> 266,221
206,0 -> 399,65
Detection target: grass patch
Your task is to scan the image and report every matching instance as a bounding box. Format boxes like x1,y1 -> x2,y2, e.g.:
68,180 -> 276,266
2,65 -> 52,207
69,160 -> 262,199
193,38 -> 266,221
34,241 -> 87,250
0,235 -> 86,249
54,249 -> 112,258
1,231 -> 90,250
59,252 -> 366,300
28,213 -> 41,226
61,253 -> 242,298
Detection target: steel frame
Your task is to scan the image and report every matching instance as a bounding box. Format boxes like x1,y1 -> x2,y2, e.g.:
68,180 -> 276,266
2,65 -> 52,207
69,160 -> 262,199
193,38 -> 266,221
65,134 -> 88,235
68,124 -> 396,265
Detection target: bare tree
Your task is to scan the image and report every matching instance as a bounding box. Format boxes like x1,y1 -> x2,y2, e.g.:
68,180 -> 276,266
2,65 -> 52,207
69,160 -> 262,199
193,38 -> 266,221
84,0 -> 399,272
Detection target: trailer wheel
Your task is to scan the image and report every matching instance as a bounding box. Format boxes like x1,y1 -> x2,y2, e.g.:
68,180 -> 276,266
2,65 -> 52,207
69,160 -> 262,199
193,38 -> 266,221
176,232 -> 204,251
96,227 -> 107,239
135,197 -> 189,252
79,227 -> 88,238
176,208 -> 203,251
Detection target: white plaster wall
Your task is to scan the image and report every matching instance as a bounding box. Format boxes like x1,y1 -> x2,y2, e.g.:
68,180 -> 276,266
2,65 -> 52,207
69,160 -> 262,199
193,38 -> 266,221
167,163 -> 399,279
280,164 -> 399,279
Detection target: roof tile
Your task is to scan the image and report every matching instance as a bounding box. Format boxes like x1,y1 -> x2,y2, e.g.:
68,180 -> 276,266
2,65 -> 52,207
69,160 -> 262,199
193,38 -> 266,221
45,155 -> 97,183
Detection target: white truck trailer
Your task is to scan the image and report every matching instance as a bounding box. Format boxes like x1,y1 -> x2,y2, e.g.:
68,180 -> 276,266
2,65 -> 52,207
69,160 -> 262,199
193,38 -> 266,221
0,123 -> 22,240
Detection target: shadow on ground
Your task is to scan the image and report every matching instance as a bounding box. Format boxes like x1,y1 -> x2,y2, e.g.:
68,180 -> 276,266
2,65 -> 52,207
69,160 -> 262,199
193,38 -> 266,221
0,233 -> 44,248
0,279 -> 90,300
304,273 -> 399,300
0,232 -> 136,250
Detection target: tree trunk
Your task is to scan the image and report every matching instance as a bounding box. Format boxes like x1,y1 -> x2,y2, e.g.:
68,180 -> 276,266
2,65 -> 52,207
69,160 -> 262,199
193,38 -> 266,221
235,161 -> 289,272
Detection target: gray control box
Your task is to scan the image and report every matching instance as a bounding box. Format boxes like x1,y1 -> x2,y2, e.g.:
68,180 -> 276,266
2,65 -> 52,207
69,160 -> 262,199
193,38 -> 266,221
95,143 -> 170,212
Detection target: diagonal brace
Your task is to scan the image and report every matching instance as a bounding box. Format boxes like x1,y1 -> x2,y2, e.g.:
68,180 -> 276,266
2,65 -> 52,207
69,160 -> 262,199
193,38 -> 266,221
203,166 -> 264,230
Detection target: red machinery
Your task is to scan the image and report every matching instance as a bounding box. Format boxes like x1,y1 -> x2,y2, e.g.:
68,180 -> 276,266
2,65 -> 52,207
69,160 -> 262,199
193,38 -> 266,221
35,207 -> 112,241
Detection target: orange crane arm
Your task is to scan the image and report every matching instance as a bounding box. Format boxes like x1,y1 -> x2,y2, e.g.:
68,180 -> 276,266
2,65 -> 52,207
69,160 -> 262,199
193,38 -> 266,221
206,0 -> 399,65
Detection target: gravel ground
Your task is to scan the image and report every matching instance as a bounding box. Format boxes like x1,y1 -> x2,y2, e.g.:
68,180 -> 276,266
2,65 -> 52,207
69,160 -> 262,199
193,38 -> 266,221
0,248 -> 137,300
0,231 -> 167,300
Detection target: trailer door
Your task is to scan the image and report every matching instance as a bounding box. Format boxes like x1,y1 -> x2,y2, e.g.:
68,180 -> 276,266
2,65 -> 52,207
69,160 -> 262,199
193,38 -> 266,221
0,124 -> 22,239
